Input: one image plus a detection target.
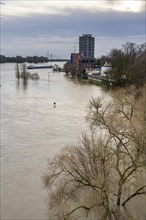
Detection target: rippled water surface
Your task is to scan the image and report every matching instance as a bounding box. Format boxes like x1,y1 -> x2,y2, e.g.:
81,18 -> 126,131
1,63 -> 110,219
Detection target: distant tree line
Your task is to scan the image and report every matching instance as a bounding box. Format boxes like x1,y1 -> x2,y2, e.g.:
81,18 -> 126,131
0,55 -> 49,63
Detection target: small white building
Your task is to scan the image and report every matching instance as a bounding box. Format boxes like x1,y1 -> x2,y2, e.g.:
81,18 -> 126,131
101,62 -> 112,77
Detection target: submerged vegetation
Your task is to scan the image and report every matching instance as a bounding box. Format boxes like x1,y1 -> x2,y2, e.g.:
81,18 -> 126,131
15,63 -> 39,80
43,85 -> 146,220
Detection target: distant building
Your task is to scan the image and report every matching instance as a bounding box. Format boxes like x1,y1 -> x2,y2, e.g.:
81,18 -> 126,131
79,58 -> 96,71
79,34 -> 95,58
70,53 -> 80,66
101,62 -> 112,77
68,34 -> 95,76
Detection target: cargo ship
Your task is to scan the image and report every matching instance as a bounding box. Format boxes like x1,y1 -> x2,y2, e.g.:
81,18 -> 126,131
27,65 -> 53,69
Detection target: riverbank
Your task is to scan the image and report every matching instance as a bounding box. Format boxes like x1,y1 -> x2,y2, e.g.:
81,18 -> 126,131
65,74 -> 114,90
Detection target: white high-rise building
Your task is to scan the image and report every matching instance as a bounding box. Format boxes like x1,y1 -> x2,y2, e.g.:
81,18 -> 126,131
79,34 -> 95,58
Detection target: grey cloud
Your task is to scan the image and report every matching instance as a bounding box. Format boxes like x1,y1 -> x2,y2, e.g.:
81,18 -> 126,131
2,8 -> 145,38
1,5 -> 145,57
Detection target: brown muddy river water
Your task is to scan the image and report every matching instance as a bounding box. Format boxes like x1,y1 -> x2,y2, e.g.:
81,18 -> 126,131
1,63 -> 145,220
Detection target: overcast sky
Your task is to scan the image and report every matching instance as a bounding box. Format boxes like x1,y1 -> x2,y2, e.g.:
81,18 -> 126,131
1,0 -> 145,58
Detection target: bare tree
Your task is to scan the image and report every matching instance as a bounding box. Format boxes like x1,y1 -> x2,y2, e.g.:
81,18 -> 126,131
108,42 -> 146,87
15,63 -> 20,79
43,85 -> 146,220
21,63 -> 28,81
87,86 -> 146,207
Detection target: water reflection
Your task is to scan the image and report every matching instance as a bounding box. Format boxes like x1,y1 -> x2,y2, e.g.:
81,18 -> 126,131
15,78 -> 20,89
22,79 -> 28,90
15,78 -> 28,90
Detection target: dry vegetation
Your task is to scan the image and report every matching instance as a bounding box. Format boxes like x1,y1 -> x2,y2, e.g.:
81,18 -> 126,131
43,85 -> 146,220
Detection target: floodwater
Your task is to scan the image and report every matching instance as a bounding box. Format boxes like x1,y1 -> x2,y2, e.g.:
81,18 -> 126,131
1,63 -> 145,220
1,63 -> 109,220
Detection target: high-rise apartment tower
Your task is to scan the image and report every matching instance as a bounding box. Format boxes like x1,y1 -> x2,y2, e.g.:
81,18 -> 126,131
79,34 -> 95,58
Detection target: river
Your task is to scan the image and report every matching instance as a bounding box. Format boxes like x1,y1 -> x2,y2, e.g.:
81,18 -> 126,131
1,62 -> 110,219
